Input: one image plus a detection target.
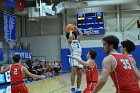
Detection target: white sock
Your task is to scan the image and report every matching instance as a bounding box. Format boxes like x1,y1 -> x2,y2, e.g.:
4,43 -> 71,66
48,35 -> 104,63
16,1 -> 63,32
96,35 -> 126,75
77,88 -> 81,91
71,86 -> 75,88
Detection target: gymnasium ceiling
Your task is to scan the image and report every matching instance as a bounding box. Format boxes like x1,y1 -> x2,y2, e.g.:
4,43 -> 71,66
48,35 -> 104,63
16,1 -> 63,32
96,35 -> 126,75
24,0 -> 139,6
0,0 -> 139,8
0,0 -> 139,16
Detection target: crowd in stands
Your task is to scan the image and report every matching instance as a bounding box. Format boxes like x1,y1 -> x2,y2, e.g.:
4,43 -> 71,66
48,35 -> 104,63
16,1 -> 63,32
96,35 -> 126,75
24,59 -> 61,81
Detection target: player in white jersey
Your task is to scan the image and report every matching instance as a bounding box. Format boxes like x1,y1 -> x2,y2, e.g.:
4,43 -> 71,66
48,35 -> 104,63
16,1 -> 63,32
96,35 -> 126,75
69,40 -> 82,67
66,25 -> 83,93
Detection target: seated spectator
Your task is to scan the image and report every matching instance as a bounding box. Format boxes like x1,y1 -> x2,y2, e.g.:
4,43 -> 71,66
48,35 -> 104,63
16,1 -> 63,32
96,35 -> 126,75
34,61 -> 43,75
41,61 -> 53,76
57,61 -> 61,71
24,56 -> 34,82
53,61 -> 59,74
40,61 -> 47,74
44,62 -> 48,72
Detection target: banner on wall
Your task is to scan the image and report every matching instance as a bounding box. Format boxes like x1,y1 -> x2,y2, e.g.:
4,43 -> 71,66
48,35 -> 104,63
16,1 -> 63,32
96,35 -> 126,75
6,0 -> 16,8
0,42 -> 3,61
8,49 -> 32,60
4,11 -> 16,41
16,0 -> 25,11
0,48 -> 4,61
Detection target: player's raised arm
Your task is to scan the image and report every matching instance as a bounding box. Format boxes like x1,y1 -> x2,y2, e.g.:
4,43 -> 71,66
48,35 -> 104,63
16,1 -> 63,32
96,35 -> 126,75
74,26 -> 83,41
67,31 -> 73,44
0,65 -> 10,74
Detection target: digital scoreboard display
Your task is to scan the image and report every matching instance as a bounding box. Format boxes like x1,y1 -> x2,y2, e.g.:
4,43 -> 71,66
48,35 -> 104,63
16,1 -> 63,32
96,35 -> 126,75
5,71 -> 10,83
76,12 -> 105,35
0,74 -> 6,84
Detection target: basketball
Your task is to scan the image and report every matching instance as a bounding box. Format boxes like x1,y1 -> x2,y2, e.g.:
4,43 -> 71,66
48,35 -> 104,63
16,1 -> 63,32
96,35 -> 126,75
66,24 -> 75,32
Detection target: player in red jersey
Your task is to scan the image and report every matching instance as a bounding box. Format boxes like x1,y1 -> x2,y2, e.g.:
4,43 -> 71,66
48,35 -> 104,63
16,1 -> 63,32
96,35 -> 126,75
121,39 -> 137,67
0,55 -> 45,93
92,35 -> 140,93
68,49 -> 98,93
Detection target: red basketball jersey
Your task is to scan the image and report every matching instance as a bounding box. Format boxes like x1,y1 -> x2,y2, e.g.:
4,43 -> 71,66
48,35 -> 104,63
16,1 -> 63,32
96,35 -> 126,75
86,60 -> 98,83
127,54 -> 133,58
127,54 -> 136,67
127,54 -> 135,62
110,53 -> 139,93
10,64 -> 24,84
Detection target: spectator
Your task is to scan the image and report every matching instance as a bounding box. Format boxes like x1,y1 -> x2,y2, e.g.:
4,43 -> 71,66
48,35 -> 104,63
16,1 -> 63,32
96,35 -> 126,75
53,61 -> 59,74
24,56 -> 34,82
34,61 -> 43,75
57,61 -> 61,71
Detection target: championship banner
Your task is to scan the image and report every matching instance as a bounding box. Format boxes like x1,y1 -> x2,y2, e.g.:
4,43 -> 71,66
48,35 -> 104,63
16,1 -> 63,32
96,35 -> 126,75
6,0 -> 16,8
16,0 -> 25,11
8,49 -> 32,60
4,11 -> 16,41
0,48 -> 3,61
0,42 -> 3,61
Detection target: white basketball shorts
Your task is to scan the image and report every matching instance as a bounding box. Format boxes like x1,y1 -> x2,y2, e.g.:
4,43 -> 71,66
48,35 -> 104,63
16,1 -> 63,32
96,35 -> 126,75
69,55 -> 83,68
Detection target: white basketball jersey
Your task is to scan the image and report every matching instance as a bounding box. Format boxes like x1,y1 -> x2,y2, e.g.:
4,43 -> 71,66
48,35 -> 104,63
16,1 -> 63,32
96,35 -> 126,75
69,40 -> 82,55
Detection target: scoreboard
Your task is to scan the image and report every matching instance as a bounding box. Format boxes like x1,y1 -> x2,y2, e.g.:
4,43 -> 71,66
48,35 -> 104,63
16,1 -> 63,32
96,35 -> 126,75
0,71 -> 11,84
0,71 -> 11,85
76,12 -> 105,35
5,71 -> 10,83
0,74 -> 5,84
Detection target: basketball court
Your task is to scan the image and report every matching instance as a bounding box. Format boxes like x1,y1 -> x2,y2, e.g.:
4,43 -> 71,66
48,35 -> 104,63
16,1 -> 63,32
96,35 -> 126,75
0,70 -> 116,93
0,0 -> 140,93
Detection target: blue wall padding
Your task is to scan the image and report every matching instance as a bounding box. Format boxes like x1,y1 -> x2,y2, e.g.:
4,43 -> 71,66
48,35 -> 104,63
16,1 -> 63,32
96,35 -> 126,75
61,45 -> 140,70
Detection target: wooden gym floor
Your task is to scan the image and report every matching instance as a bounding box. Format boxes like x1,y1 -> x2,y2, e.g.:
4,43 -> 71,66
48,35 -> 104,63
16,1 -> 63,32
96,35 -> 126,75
0,70 -> 118,93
